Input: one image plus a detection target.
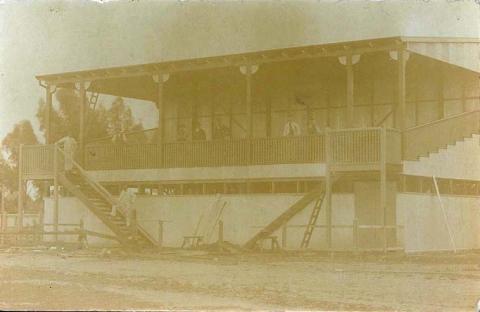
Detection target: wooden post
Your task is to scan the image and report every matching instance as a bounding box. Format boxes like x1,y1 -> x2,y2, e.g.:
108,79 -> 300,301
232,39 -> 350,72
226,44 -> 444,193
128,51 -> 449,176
266,96 -> 272,137
240,64 -> 258,138
325,128 -> 332,250
45,85 -> 54,144
461,76 -> 467,113
53,145 -> 59,242
437,63 -> 445,120
346,55 -> 354,128
282,224 -> 287,249
0,185 -> 4,244
157,220 -> 164,247
245,66 -> 253,138
153,74 -> 167,144
397,48 -> 407,130
78,82 -> 86,165
353,218 -> 358,253
380,126 -> 387,252
218,220 -> 224,243
17,144 -> 24,233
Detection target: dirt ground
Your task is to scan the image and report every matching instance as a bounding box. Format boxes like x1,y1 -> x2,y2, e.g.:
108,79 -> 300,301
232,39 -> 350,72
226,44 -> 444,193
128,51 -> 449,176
0,247 -> 479,311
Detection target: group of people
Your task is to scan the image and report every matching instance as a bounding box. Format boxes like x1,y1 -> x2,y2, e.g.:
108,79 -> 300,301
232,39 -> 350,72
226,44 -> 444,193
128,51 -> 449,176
283,115 -> 321,137
183,114 -> 321,142
179,118 -> 231,142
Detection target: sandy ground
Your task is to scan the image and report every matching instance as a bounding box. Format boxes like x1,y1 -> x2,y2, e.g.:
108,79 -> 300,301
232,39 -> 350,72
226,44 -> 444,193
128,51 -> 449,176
0,247 -> 479,311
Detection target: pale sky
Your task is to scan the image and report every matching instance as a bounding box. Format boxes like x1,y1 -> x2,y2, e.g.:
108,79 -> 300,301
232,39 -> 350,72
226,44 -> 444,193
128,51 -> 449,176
0,0 -> 478,142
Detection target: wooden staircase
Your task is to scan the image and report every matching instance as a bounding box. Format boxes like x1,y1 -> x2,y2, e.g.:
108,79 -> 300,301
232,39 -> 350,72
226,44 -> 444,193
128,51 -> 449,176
403,110 -> 480,161
55,148 -> 155,249
59,172 -> 152,248
243,183 -> 326,250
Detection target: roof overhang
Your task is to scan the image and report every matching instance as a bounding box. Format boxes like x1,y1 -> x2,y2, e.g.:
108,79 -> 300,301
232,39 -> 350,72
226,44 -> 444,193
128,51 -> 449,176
35,36 -> 480,101
404,37 -> 480,73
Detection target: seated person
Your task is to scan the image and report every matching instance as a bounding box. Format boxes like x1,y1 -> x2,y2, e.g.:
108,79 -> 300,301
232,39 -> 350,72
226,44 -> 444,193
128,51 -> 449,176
307,118 -> 321,135
212,118 -> 231,140
283,114 -> 301,137
192,122 -> 206,141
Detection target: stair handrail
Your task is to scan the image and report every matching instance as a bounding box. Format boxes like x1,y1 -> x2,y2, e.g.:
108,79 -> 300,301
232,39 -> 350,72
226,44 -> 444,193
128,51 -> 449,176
55,145 -> 120,209
404,109 -> 480,133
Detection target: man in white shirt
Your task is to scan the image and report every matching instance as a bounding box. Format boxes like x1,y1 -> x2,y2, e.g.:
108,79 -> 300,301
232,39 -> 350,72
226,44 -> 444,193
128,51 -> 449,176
56,134 -> 77,172
283,115 -> 301,137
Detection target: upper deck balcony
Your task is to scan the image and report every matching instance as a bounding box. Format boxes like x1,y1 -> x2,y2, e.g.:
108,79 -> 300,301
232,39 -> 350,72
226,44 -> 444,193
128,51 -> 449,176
20,127 -> 402,181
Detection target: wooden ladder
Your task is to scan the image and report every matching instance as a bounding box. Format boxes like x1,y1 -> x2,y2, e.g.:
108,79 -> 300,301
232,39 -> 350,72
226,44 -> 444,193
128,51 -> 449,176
300,194 -> 325,249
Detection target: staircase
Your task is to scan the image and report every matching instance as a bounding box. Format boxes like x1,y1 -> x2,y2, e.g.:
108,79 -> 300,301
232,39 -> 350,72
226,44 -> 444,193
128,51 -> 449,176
56,149 -> 154,249
403,110 -> 480,161
243,183 -> 326,250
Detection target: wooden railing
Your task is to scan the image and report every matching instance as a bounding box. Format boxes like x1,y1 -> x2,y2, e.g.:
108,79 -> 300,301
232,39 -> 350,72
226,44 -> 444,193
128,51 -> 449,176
22,145 -> 55,178
21,128 -> 400,176
329,128 -> 381,164
403,110 -> 480,160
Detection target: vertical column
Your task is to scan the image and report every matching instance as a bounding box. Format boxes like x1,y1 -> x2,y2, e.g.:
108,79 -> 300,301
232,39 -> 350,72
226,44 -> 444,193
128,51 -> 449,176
338,54 -> 360,128
17,145 -> 24,232
346,55 -> 354,128
45,85 -> 54,144
437,63 -> 445,120
461,78 -> 467,112
240,64 -> 258,138
324,128 -> 332,250
397,48 -> 407,130
153,73 -> 169,144
380,126 -> 388,252
0,186 -> 4,244
78,82 -> 87,165
53,145 -> 59,242
245,66 -> 253,138
266,96 -> 272,137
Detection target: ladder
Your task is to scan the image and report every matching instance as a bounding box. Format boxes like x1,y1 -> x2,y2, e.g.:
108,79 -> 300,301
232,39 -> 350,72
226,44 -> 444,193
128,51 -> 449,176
300,195 -> 325,249
243,184 -> 325,250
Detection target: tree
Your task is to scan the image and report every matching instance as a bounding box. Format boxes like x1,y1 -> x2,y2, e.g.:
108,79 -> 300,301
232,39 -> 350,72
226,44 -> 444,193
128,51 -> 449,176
1,120 -> 39,206
2,120 -> 38,166
36,89 -> 143,143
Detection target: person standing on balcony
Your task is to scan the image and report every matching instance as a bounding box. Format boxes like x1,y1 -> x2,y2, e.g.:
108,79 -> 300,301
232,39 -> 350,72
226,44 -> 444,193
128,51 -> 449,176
283,114 -> 301,137
56,133 -> 77,172
177,124 -> 188,142
192,121 -> 206,141
212,118 -> 231,140
307,118 -> 321,135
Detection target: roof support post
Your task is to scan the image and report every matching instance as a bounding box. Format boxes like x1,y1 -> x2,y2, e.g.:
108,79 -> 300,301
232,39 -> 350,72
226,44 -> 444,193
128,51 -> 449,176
338,54 -> 360,128
240,64 -> 258,138
77,82 -> 87,165
153,73 -> 170,144
397,48 -> 407,131
44,84 -> 56,144
437,63 -> 445,120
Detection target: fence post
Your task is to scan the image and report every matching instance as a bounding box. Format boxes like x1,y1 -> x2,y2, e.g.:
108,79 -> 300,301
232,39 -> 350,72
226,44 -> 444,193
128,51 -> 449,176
380,126 -> 388,253
157,220 -> 164,247
17,144 -> 24,233
0,185 -> 4,245
282,224 -> 287,249
353,218 -> 358,254
218,220 -> 224,244
53,145 -> 59,242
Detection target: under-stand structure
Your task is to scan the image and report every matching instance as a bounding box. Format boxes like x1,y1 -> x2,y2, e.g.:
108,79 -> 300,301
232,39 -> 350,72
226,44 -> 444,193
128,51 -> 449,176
12,36 -> 480,252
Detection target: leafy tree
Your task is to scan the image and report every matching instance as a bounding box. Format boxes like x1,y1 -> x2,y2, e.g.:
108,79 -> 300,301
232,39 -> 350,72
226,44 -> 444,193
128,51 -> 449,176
1,120 -> 39,205
1,120 -> 38,166
35,89 -> 143,143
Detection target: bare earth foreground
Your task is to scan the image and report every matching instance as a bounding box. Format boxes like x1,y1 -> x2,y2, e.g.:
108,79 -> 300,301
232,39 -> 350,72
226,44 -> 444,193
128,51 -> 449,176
0,247 -> 479,311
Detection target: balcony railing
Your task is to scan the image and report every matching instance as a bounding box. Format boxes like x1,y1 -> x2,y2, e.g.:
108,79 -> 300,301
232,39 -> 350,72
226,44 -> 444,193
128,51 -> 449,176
20,128 -> 401,177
